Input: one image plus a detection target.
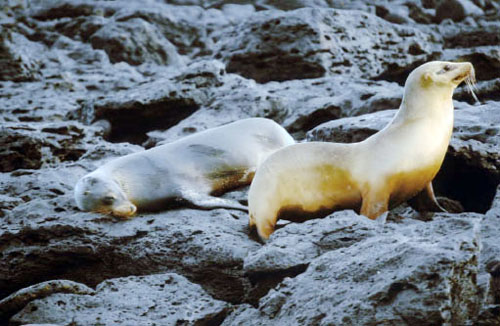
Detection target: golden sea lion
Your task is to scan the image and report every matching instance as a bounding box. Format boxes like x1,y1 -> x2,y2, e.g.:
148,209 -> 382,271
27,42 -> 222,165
248,61 -> 476,240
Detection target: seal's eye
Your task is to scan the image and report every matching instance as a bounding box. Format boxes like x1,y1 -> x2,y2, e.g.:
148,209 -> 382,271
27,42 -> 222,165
102,196 -> 115,205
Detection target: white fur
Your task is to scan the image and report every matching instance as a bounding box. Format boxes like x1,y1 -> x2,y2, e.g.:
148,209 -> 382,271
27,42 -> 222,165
75,118 -> 295,217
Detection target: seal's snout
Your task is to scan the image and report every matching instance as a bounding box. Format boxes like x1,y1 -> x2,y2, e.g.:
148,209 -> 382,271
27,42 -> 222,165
112,202 -> 137,218
452,62 -> 479,102
452,62 -> 474,84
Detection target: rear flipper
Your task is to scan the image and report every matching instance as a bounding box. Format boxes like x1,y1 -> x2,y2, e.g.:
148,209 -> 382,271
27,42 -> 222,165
408,182 -> 447,213
180,190 -> 248,212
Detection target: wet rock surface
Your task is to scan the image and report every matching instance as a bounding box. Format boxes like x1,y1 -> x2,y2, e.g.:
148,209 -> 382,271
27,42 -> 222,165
1,0 -> 499,325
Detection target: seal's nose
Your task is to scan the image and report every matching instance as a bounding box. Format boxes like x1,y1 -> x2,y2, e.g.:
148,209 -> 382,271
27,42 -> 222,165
112,202 -> 137,218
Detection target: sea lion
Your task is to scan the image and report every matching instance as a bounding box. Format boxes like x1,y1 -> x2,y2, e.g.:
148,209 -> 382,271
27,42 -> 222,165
248,61 -> 476,240
75,118 -> 295,217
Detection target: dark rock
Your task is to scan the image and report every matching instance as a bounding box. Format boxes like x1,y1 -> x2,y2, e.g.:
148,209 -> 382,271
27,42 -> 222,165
215,8 -> 439,83
435,0 -> 484,22
443,47 -> 500,81
87,63 -> 224,144
486,261 -> 500,303
54,15 -> 108,42
441,21 -> 500,48
422,0 -> 438,8
30,0 -> 121,20
11,274 -> 230,326
0,125 -> 43,171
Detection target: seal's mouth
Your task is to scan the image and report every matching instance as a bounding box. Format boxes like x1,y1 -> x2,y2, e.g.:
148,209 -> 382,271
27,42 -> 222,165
453,72 -> 469,83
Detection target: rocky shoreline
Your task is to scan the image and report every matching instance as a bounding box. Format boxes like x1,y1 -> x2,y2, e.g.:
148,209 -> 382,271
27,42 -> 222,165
1,0 -> 499,325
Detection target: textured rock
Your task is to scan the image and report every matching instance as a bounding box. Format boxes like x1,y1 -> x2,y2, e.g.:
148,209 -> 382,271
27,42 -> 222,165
440,20 -> 500,49
0,122 -> 102,172
11,274 -> 229,326
90,18 -> 182,66
150,75 -> 402,144
223,216 -> 482,326
1,0 -> 499,324
243,211 -> 379,302
86,60 -> 226,144
0,280 -> 94,322
435,0 -> 484,22
215,8 -> 439,83
0,30 -> 41,81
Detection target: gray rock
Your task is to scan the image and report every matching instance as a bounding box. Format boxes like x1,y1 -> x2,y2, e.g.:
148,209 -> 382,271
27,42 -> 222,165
0,30 -> 41,81
0,280 -> 94,322
90,18 -> 182,66
223,216 -> 482,326
1,0 -> 499,324
87,60 -> 227,144
0,122 -> 104,172
112,4 -> 225,57
11,273 -> 230,326
151,75 -> 402,144
243,211 -> 379,302
215,8 -> 439,83
244,211 -> 377,274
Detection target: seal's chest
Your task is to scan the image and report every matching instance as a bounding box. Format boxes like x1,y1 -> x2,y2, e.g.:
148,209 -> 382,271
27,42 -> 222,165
387,162 -> 441,205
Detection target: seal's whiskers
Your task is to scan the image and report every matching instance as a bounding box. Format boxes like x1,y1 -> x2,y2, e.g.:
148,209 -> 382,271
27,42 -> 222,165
465,66 -> 479,103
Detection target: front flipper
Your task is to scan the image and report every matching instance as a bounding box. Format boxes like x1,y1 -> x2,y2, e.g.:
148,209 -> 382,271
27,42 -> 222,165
408,182 -> 446,213
360,186 -> 389,220
180,190 -> 248,212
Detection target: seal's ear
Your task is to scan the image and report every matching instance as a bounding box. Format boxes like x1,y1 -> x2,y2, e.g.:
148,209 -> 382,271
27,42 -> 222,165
421,72 -> 432,87
84,177 -> 98,186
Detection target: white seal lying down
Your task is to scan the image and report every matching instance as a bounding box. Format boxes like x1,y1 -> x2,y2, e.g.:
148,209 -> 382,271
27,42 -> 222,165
75,118 -> 295,218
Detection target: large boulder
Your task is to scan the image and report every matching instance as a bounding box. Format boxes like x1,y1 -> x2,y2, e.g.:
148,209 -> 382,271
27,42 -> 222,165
215,8 -> 440,83
223,215 -> 482,325
11,274 -> 229,326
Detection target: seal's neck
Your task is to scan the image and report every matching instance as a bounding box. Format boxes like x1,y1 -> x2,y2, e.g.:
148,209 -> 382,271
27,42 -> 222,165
394,83 -> 454,124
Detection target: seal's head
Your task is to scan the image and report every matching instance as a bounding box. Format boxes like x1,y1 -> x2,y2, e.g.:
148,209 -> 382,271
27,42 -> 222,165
408,61 -> 476,92
74,174 -> 136,218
